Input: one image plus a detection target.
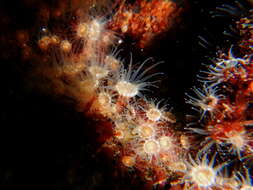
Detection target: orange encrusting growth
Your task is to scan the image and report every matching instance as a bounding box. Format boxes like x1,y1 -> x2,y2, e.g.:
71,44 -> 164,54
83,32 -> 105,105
109,0 -> 182,48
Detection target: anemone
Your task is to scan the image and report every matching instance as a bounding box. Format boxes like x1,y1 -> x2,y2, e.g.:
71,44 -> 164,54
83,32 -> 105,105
113,56 -> 163,98
185,83 -> 224,120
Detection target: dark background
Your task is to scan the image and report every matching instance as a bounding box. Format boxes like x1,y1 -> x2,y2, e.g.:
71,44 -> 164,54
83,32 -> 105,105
0,0 -> 251,189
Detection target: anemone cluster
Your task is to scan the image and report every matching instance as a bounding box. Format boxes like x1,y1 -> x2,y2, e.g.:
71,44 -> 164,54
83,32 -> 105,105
11,0 -> 253,189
